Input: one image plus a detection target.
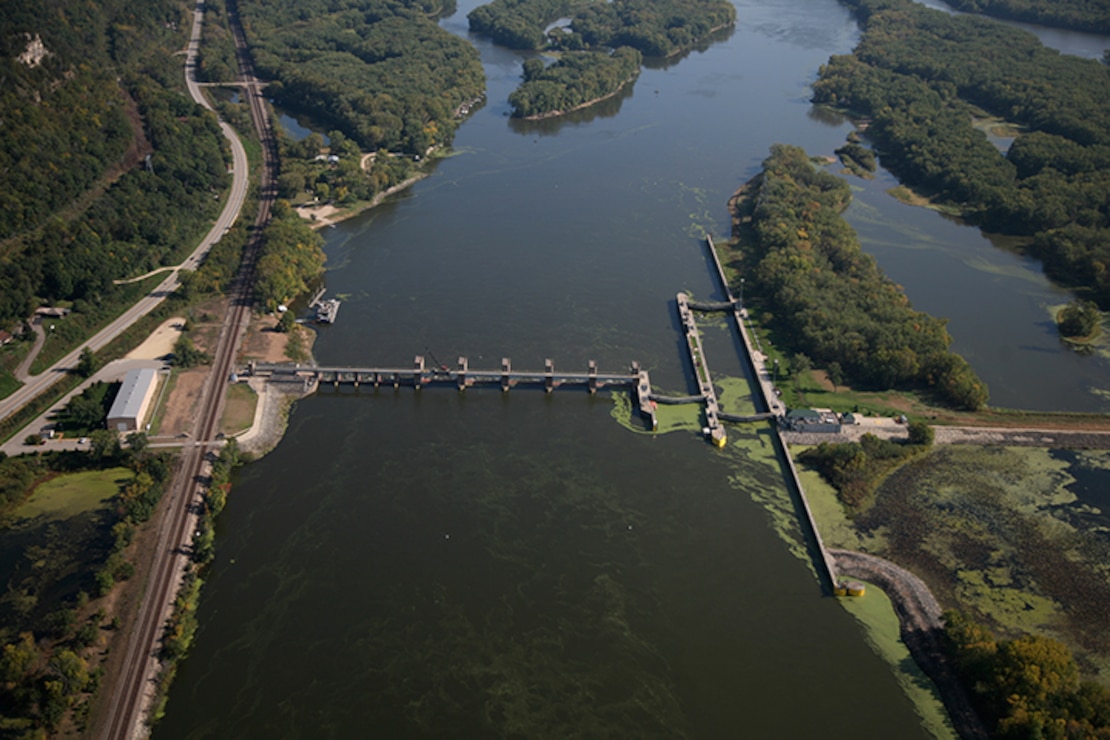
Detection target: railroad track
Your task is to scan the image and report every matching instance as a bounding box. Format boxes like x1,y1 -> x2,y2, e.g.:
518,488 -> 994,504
99,0 -> 276,735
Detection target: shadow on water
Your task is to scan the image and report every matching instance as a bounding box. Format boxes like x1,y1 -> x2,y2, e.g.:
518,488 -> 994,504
808,104 -> 849,128
640,24 -> 738,71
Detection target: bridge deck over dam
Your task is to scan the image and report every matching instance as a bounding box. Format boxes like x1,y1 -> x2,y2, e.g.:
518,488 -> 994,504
246,359 -> 660,430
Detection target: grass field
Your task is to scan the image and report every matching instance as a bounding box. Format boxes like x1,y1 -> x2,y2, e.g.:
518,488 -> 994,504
15,467 -> 134,523
220,382 -> 257,435
0,370 -> 20,400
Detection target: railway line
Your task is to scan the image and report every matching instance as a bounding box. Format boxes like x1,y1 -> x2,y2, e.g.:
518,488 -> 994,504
98,0 -> 277,735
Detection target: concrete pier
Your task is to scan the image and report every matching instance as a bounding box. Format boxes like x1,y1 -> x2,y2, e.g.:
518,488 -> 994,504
676,292 -> 727,448
702,235 -> 839,591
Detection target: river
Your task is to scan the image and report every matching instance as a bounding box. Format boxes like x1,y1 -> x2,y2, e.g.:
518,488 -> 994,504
155,0 -> 1109,737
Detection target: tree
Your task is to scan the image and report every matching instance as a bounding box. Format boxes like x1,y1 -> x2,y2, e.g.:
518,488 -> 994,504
827,361 -> 844,392
0,633 -> 38,683
125,431 -> 149,458
791,353 -> 812,384
89,429 -> 120,460
907,420 -> 934,446
277,310 -> 297,333
171,336 -> 209,368
1057,299 -> 1100,338
76,347 -> 99,378
67,389 -> 107,430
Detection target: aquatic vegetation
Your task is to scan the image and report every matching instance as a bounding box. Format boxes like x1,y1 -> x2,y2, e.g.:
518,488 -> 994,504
840,585 -> 957,740
853,446 -> 1110,678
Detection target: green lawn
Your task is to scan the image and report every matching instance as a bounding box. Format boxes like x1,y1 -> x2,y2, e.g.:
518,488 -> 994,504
0,370 -> 20,400
15,467 -> 134,522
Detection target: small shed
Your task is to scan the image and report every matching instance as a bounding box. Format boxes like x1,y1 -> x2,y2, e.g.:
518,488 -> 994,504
0,329 -> 12,346
106,368 -> 159,432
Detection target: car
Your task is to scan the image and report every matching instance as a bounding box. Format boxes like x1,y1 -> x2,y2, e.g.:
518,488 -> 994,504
78,437 -> 89,445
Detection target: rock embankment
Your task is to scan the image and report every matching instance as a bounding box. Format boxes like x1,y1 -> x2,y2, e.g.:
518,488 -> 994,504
234,378 -> 314,457
786,424 -> 1110,449
831,549 -> 989,740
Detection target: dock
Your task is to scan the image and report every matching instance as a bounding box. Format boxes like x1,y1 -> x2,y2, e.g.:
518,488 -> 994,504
314,298 -> 340,323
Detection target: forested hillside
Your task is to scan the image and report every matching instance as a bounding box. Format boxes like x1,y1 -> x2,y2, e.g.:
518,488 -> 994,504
731,145 -> 988,410
812,0 -> 1110,307
237,0 -> 485,155
0,0 -> 230,332
0,0 -> 170,242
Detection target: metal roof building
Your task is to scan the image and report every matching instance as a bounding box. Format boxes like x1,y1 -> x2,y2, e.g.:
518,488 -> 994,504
106,368 -> 159,432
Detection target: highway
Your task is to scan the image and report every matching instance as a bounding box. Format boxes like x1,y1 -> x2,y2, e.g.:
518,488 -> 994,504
0,0 -> 250,428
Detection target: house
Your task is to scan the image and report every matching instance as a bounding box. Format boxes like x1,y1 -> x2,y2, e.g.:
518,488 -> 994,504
784,408 -> 842,433
35,306 -> 70,318
0,330 -> 12,346
106,368 -> 159,432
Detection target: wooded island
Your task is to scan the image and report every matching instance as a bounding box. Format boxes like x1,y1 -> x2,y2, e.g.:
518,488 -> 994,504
470,0 -> 735,118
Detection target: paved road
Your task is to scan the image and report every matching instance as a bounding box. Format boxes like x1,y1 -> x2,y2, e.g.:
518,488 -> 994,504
12,319 -> 45,382
0,5 -> 250,429
784,422 -> 1110,449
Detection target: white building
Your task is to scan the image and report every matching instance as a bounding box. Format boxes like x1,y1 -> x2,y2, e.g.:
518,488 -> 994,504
106,368 -> 159,432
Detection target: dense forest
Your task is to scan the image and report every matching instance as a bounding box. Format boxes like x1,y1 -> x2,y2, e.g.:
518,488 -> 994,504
254,203 -> 328,311
945,0 -> 1110,34
235,0 -> 485,155
944,611 -> 1110,738
0,0 -> 173,242
468,0 -> 582,50
469,0 -> 733,117
470,0 -> 735,56
509,47 -> 641,118
0,0 -> 230,333
552,0 -> 736,57
812,0 -> 1110,307
731,145 -> 988,410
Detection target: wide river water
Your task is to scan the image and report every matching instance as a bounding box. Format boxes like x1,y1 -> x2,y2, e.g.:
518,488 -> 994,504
156,0 -> 1110,737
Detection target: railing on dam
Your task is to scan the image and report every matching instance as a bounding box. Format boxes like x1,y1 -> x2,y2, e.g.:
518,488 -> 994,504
245,358 -> 661,430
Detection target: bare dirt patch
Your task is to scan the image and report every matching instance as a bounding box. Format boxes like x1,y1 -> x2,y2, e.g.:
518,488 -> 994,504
238,313 -> 316,364
126,317 -> 186,361
158,368 -> 207,437
152,303 -> 229,438
296,203 -> 340,227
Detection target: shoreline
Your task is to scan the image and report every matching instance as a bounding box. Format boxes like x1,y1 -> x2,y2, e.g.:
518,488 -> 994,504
299,171 -> 430,229
518,72 -> 640,121
234,376 -> 315,458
